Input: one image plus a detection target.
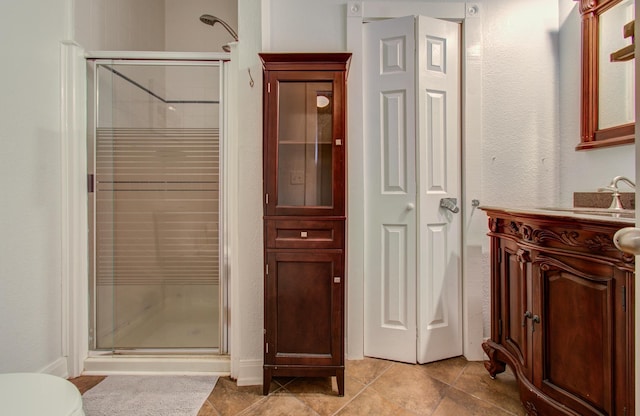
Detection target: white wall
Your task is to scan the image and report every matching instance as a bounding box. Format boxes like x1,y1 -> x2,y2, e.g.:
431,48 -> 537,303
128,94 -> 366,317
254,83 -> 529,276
74,0 -> 165,51
0,0 -> 72,375
165,0 -> 237,52
74,0 -> 236,53
229,0 -> 265,386
267,0 -> 346,51
481,0 -> 560,209
558,0 -> 634,206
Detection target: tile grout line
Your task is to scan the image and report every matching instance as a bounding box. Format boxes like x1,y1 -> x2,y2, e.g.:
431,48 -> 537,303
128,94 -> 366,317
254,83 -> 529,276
449,360 -> 469,387
329,361 -> 397,416
449,362 -> 523,416
422,361 -> 468,416
278,381 -> 323,416
233,383 -> 286,416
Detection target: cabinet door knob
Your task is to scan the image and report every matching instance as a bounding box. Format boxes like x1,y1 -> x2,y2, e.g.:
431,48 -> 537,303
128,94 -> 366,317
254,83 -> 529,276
522,311 -> 533,327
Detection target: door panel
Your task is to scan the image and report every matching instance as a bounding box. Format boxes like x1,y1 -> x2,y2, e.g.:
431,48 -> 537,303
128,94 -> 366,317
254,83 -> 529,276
90,62 -> 222,351
416,15 -> 462,363
381,224 -> 411,329
502,243 -> 531,379
364,15 -> 417,363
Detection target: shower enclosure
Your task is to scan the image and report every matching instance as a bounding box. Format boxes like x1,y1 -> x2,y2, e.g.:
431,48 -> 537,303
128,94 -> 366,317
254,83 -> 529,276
87,59 -> 228,353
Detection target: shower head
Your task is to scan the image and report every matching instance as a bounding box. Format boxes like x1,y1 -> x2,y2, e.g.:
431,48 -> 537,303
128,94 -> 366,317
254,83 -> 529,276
199,14 -> 238,52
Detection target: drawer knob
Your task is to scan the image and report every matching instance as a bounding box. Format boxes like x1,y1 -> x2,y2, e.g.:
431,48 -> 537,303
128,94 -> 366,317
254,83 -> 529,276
300,231 -> 308,238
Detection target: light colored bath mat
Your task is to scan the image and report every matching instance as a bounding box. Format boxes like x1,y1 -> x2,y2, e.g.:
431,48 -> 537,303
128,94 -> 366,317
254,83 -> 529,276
82,375 -> 218,416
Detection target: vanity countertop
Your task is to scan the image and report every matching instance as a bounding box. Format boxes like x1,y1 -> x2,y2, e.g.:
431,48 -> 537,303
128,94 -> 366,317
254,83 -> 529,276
479,205 -> 635,225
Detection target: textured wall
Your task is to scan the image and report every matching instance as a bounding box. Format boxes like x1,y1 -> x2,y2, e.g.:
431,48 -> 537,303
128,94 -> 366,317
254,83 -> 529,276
558,0 -> 634,206
165,0 -> 237,52
0,0 -> 70,374
74,0 -> 165,51
74,0 -> 236,53
481,0 -> 560,209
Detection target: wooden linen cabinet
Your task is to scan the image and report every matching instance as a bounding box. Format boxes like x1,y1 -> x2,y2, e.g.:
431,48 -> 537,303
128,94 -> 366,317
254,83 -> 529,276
259,53 -> 351,396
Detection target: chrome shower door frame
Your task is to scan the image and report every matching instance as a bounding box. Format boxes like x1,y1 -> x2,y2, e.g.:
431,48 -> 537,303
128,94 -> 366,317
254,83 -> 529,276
87,56 -> 230,356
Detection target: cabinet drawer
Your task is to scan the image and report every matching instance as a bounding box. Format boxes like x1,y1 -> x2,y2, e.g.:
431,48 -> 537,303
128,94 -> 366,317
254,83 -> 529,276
266,220 -> 344,249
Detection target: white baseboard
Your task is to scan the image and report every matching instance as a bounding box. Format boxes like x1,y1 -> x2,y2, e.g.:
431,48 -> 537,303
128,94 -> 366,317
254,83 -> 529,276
39,357 -> 69,378
235,359 -> 262,386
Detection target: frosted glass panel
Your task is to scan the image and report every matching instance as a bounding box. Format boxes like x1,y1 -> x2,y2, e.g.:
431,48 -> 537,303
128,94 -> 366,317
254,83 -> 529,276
277,81 -> 333,207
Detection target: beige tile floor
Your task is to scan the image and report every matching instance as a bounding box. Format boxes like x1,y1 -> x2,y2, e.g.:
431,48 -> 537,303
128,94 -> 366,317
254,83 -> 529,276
70,357 -> 526,416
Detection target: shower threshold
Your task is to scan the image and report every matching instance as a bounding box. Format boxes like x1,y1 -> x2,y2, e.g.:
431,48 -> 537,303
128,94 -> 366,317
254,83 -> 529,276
83,351 -> 230,376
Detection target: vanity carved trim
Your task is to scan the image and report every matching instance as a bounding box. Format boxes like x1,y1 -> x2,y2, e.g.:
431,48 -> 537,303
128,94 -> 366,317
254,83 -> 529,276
495,215 -> 633,266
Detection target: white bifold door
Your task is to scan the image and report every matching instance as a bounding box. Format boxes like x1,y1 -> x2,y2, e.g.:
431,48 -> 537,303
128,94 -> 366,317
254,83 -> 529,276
364,15 -> 462,364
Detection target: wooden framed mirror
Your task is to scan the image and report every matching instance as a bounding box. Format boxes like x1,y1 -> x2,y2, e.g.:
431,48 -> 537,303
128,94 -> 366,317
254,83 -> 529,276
577,0 -> 635,150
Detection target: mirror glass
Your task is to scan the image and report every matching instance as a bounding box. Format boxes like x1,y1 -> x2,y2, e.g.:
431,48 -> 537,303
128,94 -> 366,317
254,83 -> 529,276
599,0 -> 635,129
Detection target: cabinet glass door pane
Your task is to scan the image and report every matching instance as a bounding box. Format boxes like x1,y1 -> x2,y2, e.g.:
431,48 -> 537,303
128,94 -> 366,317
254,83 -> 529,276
277,81 -> 333,207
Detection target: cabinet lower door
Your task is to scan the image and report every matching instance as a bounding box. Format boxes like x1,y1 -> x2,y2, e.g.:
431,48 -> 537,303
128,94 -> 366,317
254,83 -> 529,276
265,251 -> 344,366
500,241 -> 533,380
534,257 -> 629,416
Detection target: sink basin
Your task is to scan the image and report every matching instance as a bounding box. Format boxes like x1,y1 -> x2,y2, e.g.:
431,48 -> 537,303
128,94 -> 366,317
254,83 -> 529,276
536,207 -> 635,219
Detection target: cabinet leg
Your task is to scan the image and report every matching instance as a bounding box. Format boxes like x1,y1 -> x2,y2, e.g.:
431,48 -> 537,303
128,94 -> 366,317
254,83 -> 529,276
481,342 -> 506,378
336,368 -> 345,396
263,368 -> 272,395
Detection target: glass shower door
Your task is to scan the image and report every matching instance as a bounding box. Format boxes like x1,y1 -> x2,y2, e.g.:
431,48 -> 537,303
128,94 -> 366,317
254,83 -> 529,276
88,60 -> 224,351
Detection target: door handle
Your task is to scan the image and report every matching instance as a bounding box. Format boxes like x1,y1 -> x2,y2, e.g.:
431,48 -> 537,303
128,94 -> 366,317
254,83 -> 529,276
613,227 -> 640,255
531,315 -> 541,332
439,198 -> 460,213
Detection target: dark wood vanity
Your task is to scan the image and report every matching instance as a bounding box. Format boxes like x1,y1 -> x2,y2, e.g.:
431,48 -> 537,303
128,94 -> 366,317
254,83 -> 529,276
481,207 -> 634,416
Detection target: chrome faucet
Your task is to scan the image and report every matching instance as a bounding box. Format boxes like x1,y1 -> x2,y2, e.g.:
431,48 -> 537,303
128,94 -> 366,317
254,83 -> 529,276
598,176 -> 636,210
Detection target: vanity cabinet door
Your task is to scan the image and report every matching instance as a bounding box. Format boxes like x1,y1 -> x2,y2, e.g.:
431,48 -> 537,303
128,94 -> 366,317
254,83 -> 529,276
499,239 -> 533,381
532,255 -> 632,416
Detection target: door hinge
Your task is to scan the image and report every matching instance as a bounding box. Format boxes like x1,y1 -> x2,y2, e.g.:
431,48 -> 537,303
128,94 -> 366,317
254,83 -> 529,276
268,82 -> 271,93
87,174 -> 94,193
265,193 -> 269,205
265,264 -> 269,275
498,319 -> 502,338
623,406 -> 627,416
266,343 -> 269,354
622,286 -> 626,312
497,250 -> 502,263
